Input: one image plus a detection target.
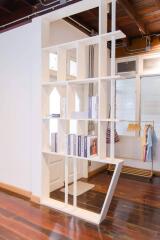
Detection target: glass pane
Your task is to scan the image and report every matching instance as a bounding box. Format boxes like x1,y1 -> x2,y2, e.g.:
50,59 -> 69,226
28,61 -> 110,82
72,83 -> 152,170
117,61 -> 136,73
116,78 -> 136,135
143,57 -> 160,74
141,75 -> 160,137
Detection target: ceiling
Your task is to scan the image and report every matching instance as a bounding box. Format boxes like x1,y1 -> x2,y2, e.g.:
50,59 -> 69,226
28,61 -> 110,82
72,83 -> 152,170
0,0 -> 160,40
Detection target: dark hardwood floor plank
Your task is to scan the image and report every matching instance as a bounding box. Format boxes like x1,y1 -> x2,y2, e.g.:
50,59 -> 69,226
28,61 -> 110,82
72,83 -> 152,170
0,174 -> 160,240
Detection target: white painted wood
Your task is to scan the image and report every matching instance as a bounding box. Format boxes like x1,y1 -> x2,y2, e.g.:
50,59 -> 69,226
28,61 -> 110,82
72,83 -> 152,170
42,156 -> 50,198
49,157 -> 64,192
73,157 -> 77,207
112,0 -> 116,32
65,157 -> 68,204
41,197 -> 100,225
57,48 -> 67,81
42,151 -> 123,165
43,31 -> 125,51
41,0 -> 125,224
43,0 -> 112,23
99,161 -> 123,223
77,43 -> 87,79
99,0 -> 108,35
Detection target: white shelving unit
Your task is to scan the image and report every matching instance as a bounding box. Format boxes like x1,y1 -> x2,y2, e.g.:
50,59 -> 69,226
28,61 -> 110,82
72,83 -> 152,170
41,0 -> 126,225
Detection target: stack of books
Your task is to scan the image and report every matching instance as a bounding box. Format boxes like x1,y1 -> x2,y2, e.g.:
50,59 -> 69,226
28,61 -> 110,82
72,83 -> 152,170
66,134 -> 97,158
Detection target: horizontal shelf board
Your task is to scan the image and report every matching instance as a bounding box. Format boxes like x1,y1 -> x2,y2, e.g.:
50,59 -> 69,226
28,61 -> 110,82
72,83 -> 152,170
42,76 -> 122,87
41,198 -> 100,225
42,30 -> 126,51
100,119 -> 119,122
42,150 -> 123,164
42,81 -> 67,86
67,78 -> 99,84
69,118 -> 98,121
42,118 -> 119,122
42,117 -> 66,121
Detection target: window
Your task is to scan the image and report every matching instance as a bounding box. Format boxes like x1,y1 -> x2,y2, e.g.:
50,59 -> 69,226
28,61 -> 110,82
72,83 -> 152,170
117,60 -> 136,74
49,53 -> 58,71
143,57 -> 160,74
116,78 -> 136,135
70,59 -> 77,77
141,75 -> 160,136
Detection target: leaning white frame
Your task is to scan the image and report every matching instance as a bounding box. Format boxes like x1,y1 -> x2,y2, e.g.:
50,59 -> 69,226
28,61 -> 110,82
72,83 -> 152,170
41,155 -> 123,224
41,0 -> 125,225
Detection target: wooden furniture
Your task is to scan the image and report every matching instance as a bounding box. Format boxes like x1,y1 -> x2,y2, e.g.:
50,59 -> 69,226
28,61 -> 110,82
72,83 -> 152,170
41,0 -> 125,224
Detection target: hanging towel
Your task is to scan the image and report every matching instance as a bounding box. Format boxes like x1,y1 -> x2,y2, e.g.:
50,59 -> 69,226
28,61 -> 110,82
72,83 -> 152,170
146,127 -> 153,162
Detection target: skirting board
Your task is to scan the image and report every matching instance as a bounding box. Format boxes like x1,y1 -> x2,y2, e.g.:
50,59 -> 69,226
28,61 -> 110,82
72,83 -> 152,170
88,165 -> 107,178
0,182 -> 40,204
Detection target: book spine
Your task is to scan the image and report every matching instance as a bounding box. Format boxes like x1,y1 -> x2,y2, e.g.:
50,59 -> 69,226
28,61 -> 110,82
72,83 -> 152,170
81,136 -> 84,157
87,136 -> 91,157
78,135 -> 81,156
88,96 -> 92,118
73,134 -> 76,156
76,135 -> 79,156
84,136 -> 87,158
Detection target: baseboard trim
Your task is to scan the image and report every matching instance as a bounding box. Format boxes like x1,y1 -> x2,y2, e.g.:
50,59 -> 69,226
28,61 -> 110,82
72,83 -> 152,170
30,194 -> 40,204
154,171 -> 160,177
0,182 -> 40,204
88,165 -> 107,178
0,182 -> 31,198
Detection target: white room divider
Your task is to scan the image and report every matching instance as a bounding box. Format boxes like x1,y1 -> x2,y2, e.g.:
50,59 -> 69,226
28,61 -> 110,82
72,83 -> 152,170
41,0 -> 125,224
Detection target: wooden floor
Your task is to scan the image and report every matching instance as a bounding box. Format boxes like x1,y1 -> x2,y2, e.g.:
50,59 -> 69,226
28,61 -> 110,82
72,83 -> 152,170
0,173 -> 160,240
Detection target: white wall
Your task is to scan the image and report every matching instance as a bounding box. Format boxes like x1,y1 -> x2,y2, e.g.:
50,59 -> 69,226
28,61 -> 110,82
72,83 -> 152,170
0,18 -> 42,193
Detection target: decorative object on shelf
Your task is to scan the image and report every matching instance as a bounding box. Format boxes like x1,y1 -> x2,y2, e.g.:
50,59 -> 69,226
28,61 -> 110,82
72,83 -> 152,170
106,106 -> 119,144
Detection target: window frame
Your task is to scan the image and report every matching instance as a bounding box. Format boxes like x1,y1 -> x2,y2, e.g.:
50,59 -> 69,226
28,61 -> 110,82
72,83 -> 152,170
116,53 -> 160,136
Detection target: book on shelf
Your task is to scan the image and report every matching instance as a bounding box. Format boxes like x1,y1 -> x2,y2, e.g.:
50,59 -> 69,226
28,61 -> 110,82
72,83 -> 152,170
70,96 -> 99,120
66,134 -> 97,158
88,96 -> 99,119
48,113 -> 61,118
51,133 -> 58,152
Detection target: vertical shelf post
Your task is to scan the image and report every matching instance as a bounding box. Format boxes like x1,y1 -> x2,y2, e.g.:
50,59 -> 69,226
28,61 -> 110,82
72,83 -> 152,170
57,48 -> 67,81
98,0 -> 109,158
110,0 -> 116,160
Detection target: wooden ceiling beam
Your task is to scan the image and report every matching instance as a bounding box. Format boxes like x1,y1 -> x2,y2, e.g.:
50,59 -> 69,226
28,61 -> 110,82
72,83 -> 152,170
117,0 -> 148,35
0,6 -> 12,14
154,0 -> 160,8
18,0 -> 34,8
